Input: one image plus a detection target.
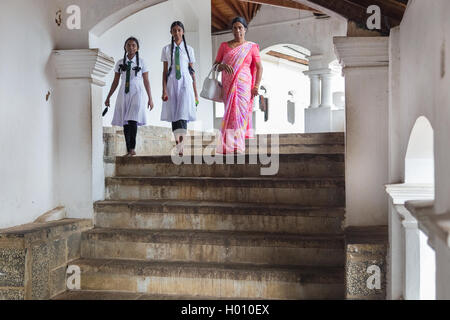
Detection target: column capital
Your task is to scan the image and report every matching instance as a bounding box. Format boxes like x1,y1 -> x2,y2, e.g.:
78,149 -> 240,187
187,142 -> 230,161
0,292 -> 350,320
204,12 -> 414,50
333,36 -> 389,69
53,49 -> 115,86
303,68 -> 334,76
385,183 -> 435,205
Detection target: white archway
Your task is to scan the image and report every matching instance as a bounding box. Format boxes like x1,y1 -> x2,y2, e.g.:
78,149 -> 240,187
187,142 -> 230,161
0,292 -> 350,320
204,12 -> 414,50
89,0 -> 168,48
405,116 -> 435,184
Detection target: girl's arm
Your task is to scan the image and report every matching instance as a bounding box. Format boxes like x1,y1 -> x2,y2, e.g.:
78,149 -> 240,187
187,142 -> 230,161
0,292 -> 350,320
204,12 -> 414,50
189,63 -> 199,104
105,73 -> 120,106
162,61 -> 169,101
143,72 -> 154,110
251,61 -> 263,98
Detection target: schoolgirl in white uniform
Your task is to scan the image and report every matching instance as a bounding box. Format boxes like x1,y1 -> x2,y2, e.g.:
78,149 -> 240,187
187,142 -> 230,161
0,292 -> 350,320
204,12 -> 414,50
105,37 -> 154,157
161,21 -> 199,156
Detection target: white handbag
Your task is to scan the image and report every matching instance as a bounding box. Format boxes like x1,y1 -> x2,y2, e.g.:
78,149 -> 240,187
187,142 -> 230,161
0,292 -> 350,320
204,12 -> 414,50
200,65 -> 223,103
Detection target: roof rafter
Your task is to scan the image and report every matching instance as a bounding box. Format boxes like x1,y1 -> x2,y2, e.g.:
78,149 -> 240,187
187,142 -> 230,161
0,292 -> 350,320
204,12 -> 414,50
239,0 -> 321,13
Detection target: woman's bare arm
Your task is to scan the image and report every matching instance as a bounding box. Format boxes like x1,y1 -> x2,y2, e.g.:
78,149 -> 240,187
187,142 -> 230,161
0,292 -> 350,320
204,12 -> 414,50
252,61 -> 264,97
105,73 -> 120,106
162,61 -> 169,100
189,63 -> 199,103
143,72 -> 154,110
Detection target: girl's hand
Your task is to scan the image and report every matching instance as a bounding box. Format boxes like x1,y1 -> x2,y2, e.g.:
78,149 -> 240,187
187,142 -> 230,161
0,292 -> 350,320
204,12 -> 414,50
195,94 -> 199,107
217,63 -> 233,75
251,87 -> 259,98
148,100 -> 154,111
105,98 -> 110,107
162,91 -> 168,102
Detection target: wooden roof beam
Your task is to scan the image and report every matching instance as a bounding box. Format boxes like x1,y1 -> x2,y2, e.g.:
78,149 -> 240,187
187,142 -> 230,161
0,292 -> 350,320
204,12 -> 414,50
212,10 -> 231,30
344,0 -> 405,21
266,50 -> 309,66
227,0 -> 250,21
308,0 -> 394,34
239,0 -> 322,13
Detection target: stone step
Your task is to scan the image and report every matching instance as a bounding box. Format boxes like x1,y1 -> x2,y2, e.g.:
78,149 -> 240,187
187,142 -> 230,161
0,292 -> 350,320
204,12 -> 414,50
81,229 -> 345,267
52,290 -> 255,300
71,258 -> 345,299
114,154 -> 345,178
183,132 -> 345,146
185,143 -> 345,155
94,200 -> 345,234
105,177 -> 345,206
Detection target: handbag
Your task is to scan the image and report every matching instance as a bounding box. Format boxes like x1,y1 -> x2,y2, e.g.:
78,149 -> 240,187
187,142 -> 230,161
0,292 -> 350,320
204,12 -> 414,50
200,65 -> 223,103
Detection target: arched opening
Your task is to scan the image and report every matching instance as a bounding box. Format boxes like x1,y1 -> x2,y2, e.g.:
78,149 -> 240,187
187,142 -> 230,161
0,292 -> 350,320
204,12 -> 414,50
88,0 -> 169,48
405,116 -> 435,184
405,116 -> 436,300
92,0 -> 214,142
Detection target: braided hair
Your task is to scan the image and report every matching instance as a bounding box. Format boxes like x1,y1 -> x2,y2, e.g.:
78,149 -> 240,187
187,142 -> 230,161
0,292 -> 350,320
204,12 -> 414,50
167,21 -> 195,79
118,37 -> 142,76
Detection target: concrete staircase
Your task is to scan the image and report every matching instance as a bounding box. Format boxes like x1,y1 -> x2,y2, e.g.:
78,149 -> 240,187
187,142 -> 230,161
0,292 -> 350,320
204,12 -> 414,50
60,132 -> 346,300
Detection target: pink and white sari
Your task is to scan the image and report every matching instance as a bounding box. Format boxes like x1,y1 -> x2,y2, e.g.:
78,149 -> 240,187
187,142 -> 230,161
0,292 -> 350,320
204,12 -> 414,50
215,41 -> 261,154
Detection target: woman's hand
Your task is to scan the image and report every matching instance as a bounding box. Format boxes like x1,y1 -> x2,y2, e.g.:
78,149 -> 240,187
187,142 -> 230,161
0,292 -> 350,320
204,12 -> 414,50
105,97 -> 110,107
148,99 -> 154,111
162,90 -> 168,102
217,63 -> 233,75
251,86 -> 259,98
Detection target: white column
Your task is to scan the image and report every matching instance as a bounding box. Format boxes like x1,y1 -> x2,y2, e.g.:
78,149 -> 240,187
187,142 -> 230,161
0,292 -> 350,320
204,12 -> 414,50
319,72 -> 334,108
334,37 -> 390,227
52,49 -> 114,219
304,68 -> 333,133
400,208 -> 421,300
385,183 -> 434,300
307,74 -> 320,109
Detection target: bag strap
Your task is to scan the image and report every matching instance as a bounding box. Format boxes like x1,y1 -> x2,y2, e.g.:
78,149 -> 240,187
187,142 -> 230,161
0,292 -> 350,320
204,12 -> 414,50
206,64 -> 220,80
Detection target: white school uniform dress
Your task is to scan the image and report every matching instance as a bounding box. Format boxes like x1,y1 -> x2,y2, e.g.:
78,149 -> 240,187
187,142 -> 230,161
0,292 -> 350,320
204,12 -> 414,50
160,42 -> 197,123
111,56 -> 149,127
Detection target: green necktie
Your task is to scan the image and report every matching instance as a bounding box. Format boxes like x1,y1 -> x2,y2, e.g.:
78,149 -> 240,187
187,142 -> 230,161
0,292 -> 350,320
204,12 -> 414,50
125,61 -> 132,94
175,46 -> 181,80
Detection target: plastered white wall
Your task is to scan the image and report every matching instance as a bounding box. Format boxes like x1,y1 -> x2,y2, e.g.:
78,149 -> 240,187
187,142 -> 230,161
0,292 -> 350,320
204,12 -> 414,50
390,0 -> 450,299
53,0 -> 167,49
395,0 -> 450,212
254,58 -> 310,134
0,0 -> 59,228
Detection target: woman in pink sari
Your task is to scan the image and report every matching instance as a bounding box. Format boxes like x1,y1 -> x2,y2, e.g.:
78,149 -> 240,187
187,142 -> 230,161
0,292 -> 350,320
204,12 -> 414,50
214,17 -> 263,154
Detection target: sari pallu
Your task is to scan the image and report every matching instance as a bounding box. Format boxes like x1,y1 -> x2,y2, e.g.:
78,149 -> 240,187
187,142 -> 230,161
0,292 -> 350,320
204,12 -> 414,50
217,42 -> 258,154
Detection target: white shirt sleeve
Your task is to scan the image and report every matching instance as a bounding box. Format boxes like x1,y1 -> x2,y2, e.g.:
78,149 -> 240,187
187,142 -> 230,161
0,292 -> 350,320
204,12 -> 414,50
188,46 -> 196,64
161,46 -> 169,62
114,59 -> 123,73
140,58 -> 149,74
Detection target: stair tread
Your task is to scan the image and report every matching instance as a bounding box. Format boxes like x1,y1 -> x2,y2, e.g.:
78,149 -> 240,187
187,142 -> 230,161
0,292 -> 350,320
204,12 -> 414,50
115,153 -> 345,164
183,132 -> 344,139
52,290 -> 258,300
106,176 -> 345,186
83,228 -> 345,246
95,199 -> 345,217
107,176 -> 344,181
106,176 -> 345,189
73,258 -> 345,283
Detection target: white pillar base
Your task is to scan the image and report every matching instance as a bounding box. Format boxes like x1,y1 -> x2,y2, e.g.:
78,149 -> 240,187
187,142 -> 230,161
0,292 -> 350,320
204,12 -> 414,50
331,109 -> 345,132
305,106 -> 332,133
